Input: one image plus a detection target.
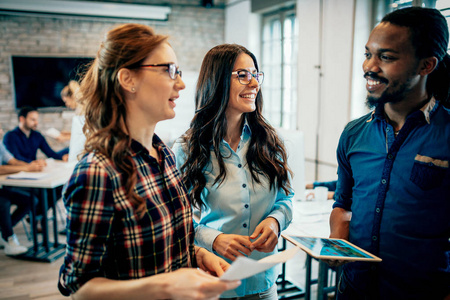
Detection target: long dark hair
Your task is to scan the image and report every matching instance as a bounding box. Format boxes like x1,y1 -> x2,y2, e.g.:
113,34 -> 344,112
382,7 -> 450,107
180,44 -> 292,209
81,24 -> 167,214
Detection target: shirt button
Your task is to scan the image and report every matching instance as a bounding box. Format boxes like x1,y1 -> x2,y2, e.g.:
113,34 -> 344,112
376,208 -> 380,213
372,236 -> 378,241
238,164 -> 242,168
242,184 -> 247,188
243,223 -> 247,228
387,154 -> 393,159
381,179 -> 387,184
244,204 -> 249,208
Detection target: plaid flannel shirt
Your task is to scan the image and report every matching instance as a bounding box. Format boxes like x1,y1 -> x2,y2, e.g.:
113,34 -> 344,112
59,135 -> 195,295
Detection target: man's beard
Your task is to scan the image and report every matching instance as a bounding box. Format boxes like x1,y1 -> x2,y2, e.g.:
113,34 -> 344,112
366,83 -> 406,109
365,80 -> 412,109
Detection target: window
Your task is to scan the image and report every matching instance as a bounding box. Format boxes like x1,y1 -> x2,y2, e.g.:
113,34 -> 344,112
436,0 -> 450,53
261,7 -> 298,129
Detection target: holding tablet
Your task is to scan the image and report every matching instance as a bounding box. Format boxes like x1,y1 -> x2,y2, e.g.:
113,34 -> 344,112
282,234 -> 382,262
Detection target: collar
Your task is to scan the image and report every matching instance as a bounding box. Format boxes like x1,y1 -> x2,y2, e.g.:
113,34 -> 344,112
367,97 -> 437,124
130,134 -> 165,157
242,117 -> 251,137
419,97 -> 436,124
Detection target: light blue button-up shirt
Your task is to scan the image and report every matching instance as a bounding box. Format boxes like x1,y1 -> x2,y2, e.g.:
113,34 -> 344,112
173,122 -> 293,297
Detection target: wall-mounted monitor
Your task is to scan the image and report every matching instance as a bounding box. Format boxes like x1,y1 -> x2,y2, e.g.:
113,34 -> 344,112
10,55 -> 93,110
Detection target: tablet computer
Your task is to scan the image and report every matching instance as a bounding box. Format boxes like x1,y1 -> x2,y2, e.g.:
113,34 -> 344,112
282,234 -> 382,262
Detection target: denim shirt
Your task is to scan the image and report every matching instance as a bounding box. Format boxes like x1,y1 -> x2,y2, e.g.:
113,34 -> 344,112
173,122 -> 293,297
333,99 -> 450,299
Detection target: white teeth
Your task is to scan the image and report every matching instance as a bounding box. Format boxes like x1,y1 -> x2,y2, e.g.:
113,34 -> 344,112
367,79 -> 381,86
241,94 -> 255,99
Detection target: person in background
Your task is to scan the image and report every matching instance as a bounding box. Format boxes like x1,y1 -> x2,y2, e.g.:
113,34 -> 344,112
0,139 -> 43,256
330,7 -> 450,299
60,80 -> 81,113
3,107 -> 68,163
305,180 -> 336,199
173,44 -> 293,299
58,24 -> 240,300
58,80 -> 83,145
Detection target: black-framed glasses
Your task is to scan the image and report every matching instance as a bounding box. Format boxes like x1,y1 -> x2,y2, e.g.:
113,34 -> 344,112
231,70 -> 264,85
138,63 -> 182,80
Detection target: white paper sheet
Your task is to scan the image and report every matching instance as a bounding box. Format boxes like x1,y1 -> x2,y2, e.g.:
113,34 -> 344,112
7,171 -> 50,180
220,247 -> 299,281
45,127 -> 61,139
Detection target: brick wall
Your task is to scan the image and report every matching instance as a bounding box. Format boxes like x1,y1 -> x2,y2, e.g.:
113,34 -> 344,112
0,0 -> 225,153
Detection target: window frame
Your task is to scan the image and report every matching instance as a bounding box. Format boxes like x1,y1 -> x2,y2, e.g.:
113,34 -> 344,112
260,5 -> 297,129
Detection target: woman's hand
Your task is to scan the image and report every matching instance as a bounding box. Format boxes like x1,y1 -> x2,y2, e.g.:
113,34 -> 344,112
250,217 -> 279,253
165,268 -> 241,300
195,247 -> 230,277
212,234 -> 253,261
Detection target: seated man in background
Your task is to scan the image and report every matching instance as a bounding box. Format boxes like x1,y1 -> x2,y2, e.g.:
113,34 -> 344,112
305,180 -> 337,199
4,106 -> 68,163
0,141 -> 43,255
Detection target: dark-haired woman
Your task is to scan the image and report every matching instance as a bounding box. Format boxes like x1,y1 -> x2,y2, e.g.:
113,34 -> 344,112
173,44 -> 293,299
58,24 -> 240,300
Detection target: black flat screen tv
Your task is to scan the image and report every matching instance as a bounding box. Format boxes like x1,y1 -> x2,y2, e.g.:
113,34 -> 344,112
11,56 -> 93,110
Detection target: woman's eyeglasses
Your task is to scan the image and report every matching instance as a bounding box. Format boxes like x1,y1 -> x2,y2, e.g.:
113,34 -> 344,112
231,70 -> 264,85
138,63 -> 182,80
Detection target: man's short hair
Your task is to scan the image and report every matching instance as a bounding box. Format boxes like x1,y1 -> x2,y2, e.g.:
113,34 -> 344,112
18,106 -> 38,119
381,7 -> 449,61
382,7 -> 450,106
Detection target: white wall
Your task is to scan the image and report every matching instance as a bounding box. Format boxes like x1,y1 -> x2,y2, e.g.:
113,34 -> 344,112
297,0 -> 356,183
351,0 -> 372,120
225,0 -> 261,58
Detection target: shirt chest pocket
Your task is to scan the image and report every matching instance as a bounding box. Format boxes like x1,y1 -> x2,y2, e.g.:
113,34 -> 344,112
410,154 -> 449,190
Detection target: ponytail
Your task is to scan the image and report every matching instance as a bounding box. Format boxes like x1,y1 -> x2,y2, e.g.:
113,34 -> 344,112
428,53 -> 450,108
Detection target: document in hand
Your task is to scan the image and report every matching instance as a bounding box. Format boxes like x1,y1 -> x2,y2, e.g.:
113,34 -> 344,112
220,247 -> 300,281
282,234 -> 382,262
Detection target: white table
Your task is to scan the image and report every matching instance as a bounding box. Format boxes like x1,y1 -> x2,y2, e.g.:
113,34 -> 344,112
282,199 -> 337,300
0,160 -> 75,262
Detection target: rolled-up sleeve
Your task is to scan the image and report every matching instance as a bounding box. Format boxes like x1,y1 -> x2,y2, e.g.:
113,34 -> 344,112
59,161 -> 114,295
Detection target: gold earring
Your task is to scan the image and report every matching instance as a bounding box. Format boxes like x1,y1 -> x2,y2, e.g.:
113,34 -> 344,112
131,87 -> 136,92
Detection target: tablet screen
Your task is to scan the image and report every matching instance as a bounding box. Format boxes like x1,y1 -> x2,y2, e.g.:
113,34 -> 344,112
283,235 -> 382,262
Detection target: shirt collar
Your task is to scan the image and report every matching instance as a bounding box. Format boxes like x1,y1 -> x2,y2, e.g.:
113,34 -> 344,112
368,97 -> 437,124
130,134 -> 166,157
419,97 -> 436,124
242,117 -> 251,137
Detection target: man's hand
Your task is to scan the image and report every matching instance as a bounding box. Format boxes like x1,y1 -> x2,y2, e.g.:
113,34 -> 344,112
212,234 -> 253,261
324,208 -> 352,267
250,217 -> 279,253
